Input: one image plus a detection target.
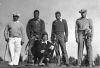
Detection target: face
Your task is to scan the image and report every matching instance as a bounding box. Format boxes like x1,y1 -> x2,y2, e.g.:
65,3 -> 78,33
13,16 -> 19,21
81,12 -> 87,18
55,13 -> 61,20
42,35 -> 48,41
34,12 -> 39,20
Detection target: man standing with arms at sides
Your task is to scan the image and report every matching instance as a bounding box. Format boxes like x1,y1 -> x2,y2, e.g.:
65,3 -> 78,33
4,13 -> 25,66
26,10 -> 45,66
51,11 -> 70,67
75,9 -> 93,67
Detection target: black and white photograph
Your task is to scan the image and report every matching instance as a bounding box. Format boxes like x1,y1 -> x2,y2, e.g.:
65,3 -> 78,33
0,0 -> 100,68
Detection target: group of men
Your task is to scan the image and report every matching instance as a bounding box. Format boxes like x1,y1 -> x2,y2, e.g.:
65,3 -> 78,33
4,9 -> 93,67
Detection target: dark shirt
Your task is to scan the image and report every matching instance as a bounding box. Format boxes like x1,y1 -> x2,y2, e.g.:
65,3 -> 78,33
52,19 -> 68,38
26,18 -> 45,39
36,40 -> 52,53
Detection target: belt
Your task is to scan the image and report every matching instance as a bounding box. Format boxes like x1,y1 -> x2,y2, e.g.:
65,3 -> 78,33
10,36 -> 19,38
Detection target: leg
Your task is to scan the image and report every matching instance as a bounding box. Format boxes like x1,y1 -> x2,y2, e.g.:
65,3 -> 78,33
8,38 -> 15,65
55,42 -> 61,65
85,38 -> 93,66
57,34 -> 69,64
38,52 -> 46,66
13,38 -> 21,65
78,34 -> 84,65
27,43 -> 33,63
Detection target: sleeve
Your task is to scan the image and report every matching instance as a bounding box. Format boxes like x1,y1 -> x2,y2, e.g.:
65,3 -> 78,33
20,23 -> 25,43
4,23 -> 9,41
26,20 -> 31,40
75,20 -> 79,40
37,43 -> 43,52
41,20 -> 46,33
51,22 -> 54,41
88,19 -> 93,39
64,20 -> 68,39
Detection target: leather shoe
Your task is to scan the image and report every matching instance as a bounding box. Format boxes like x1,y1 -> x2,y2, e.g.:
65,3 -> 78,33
13,64 -> 18,66
8,64 -> 13,66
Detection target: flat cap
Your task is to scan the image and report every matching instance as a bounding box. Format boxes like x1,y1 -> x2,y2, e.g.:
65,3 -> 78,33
79,9 -> 87,13
13,12 -> 20,17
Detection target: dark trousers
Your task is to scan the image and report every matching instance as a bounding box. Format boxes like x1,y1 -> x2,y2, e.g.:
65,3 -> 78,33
56,34 -> 69,64
26,36 -> 37,63
78,31 -> 93,65
53,41 -> 60,64
26,41 -> 34,63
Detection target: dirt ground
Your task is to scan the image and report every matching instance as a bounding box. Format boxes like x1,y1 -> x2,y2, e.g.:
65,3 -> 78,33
0,61 -> 99,68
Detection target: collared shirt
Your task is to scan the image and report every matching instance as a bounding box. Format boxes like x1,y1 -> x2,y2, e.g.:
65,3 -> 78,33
13,21 -> 20,23
55,18 -> 62,22
26,18 -> 45,39
34,18 -> 40,25
52,18 -> 68,38
41,40 -> 47,44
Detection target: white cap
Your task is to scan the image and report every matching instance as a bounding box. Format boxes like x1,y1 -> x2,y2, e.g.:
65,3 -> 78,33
13,12 -> 20,17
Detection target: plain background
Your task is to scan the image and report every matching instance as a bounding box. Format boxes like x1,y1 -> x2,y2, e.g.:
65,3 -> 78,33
0,0 -> 100,61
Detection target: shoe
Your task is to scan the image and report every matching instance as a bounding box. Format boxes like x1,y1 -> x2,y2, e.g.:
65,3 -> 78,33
34,64 -> 38,66
8,64 -> 13,66
76,64 -> 81,67
65,63 -> 70,67
39,63 -> 45,66
13,65 -> 18,66
45,63 -> 49,66
56,63 -> 61,66
8,63 -> 13,66
89,64 -> 95,67
26,63 -> 34,66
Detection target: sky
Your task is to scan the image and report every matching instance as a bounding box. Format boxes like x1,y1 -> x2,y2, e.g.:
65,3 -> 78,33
0,0 -> 100,61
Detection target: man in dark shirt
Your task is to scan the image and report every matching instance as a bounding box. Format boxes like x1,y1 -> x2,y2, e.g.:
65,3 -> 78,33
51,11 -> 69,67
4,13 -> 25,66
26,10 -> 45,66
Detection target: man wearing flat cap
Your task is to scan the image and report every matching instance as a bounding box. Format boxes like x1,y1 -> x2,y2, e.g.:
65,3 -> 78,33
4,13 -> 25,66
75,9 -> 93,67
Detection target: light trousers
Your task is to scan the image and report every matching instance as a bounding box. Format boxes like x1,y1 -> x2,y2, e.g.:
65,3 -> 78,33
78,31 -> 93,65
9,37 -> 22,65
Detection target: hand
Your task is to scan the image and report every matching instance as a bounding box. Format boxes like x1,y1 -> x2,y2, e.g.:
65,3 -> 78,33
64,37 -> 68,42
89,37 -> 93,42
76,38 -> 79,43
6,38 -> 9,42
35,35 -> 39,39
49,45 -> 54,50
40,50 -> 45,53
21,41 -> 24,45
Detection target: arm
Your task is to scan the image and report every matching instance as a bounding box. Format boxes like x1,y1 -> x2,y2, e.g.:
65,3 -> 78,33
20,23 -> 25,45
4,23 -> 9,42
88,19 -> 93,40
64,20 -> 68,42
75,20 -> 79,42
26,20 -> 31,40
51,22 -> 54,41
41,20 -> 46,33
